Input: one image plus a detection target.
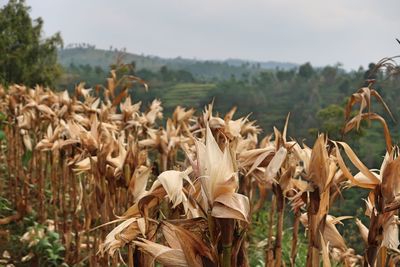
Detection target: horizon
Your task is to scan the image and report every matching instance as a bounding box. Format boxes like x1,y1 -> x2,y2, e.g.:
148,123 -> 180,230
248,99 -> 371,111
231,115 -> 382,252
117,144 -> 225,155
60,45 -> 299,67
58,45 -> 392,73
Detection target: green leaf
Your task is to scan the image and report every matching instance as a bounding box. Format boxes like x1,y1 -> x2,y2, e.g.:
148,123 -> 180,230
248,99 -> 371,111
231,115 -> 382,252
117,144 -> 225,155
55,246 -> 65,252
48,231 -> 59,241
38,238 -> 52,249
22,150 -> 32,168
0,112 -> 6,121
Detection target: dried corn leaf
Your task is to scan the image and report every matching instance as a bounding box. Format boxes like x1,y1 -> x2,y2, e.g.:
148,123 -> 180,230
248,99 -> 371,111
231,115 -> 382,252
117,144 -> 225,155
162,221 -> 215,267
264,146 -> 287,182
320,231 -> 331,267
355,218 -> 369,244
158,170 -> 193,209
212,192 -> 250,223
133,238 -> 188,267
334,142 -> 380,189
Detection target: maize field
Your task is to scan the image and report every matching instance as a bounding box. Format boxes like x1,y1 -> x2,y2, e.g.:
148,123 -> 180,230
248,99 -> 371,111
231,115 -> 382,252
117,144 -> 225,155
0,60 -> 399,267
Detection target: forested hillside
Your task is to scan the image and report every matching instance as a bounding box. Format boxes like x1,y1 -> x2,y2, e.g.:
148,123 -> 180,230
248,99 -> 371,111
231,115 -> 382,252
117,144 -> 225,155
58,47 -> 297,80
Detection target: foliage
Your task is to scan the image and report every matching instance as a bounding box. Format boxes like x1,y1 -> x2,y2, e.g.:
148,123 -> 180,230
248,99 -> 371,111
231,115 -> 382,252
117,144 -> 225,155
0,196 -> 12,217
0,112 -> 5,141
20,222 -> 67,267
313,104 -> 345,139
298,62 -> 314,79
0,210 -> 67,266
249,207 -> 307,266
1,28 -> 400,265
57,55 -> 400,169
58,47 -> 297,81
0,0 -> 63,87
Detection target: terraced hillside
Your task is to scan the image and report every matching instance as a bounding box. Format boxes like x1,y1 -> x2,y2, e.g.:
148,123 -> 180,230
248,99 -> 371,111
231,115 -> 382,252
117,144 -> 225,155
160,83 -> 216,109
134,82 -> 217,115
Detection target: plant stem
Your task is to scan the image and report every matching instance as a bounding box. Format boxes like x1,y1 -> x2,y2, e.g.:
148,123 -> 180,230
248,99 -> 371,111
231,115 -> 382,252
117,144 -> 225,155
208,210 -> 216,244
266,193 -> 275,266
274,184 -> 284,267
220,218 -> 234,267
128,245 -> 134,267
291,210 -> 300,267
222,244 -> 232,267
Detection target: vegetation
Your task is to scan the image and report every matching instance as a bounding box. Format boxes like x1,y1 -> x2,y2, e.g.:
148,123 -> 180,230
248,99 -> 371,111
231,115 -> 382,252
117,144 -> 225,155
0,0 -> 63,87
1,1 -> 400,266
58,51 -> 400,168
58,46 -> 296,81
0,55 -> 399,266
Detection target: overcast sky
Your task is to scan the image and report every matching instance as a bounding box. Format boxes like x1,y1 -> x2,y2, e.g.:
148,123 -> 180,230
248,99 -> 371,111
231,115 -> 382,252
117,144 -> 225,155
6,0 -> 400,70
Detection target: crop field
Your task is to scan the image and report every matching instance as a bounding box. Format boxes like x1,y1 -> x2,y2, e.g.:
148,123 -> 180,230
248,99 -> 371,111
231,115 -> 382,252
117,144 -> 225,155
0,59 -> 400,267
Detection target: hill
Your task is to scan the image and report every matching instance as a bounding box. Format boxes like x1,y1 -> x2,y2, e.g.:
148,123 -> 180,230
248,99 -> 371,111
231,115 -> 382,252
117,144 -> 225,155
58,47 -> 297,80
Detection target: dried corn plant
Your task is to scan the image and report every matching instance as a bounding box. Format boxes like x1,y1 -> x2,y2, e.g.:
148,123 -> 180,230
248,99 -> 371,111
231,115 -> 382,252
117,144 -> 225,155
1,58 -> 400,267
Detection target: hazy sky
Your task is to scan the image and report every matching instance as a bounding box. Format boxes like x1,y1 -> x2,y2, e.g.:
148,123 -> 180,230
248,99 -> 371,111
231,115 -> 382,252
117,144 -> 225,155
6,0 -> 400,70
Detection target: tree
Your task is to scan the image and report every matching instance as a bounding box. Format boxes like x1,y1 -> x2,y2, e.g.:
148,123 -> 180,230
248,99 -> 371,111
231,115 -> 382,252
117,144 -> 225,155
159,65 -> 170,81
298,62 -> 314,79
321,65 -> 338,85
276,69 -> 295,82
364,62 -> 377,80
0,0 -> 63,87
309,104 -> 345,140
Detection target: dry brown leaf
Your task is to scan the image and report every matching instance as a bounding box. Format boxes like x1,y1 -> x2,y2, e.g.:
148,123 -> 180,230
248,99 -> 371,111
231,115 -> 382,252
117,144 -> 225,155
162,221 -> 216,267
308,134 -> 329,192
128,166 -> 151,200
133,238 -> 188,267
157,169 -> 193,209
355,218 -> 369,244
265,146 -> 287,182
320,231 -> 331,267
334,142 -> 380,189
381,152 -> 400,203
212,192 -> 250,223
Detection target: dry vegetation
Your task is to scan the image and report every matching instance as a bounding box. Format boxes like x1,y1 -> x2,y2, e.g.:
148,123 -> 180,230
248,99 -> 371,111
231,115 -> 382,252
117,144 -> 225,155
0,61 -> 400,267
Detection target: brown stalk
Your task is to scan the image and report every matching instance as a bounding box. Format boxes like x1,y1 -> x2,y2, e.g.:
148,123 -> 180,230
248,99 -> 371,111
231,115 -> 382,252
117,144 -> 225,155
70,159 -> 80,262
38,148 -> 45,223
365,186 -> 384,267
306,189 -> 322,267
128,245 -> 134,267
290,210 -> 300,267
208,210 -> 217,245
18,127 -> 29,218
5,125 -> 16,210
50,152 -> 59,231
61,154 -> 68,247
273,183 -> 285,267
266,194 -> 276,266
220,218 -> 234,267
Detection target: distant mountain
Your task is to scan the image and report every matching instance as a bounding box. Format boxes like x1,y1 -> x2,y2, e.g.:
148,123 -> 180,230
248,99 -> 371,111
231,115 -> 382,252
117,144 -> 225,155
223,58 -> 297,70
58,47 -> 298,80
